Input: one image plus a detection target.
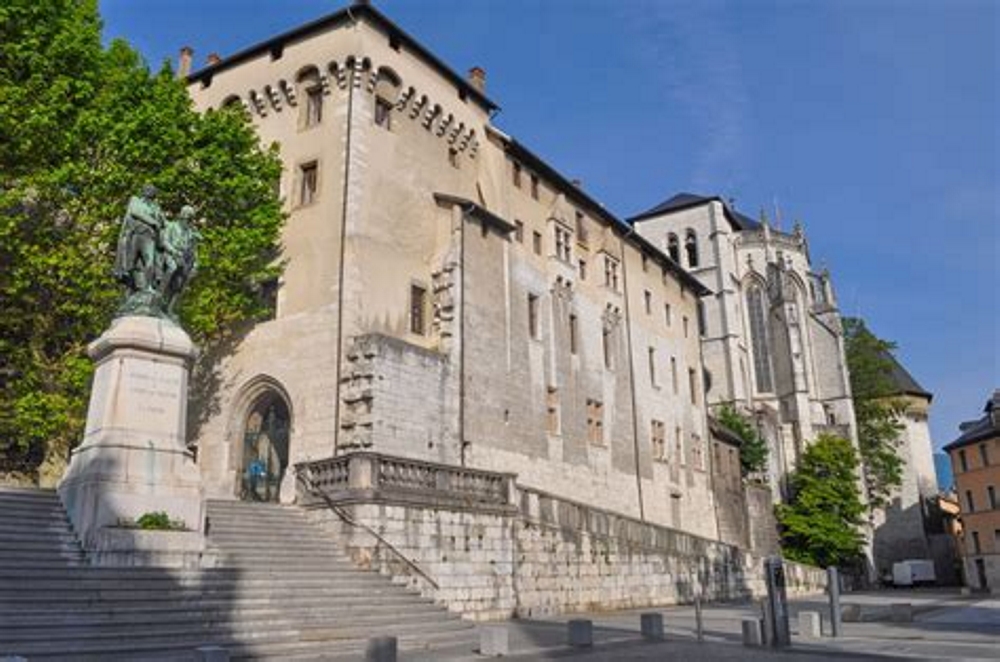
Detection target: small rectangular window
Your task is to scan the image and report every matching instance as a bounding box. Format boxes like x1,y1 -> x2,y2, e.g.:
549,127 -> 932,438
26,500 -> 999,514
578,259 -> 587,280
532,231 -> 542,255
971,530 -> 981,554
587,399 -> 604,445
603,256 -> 619,291
513,162 -> 522,188
671,357 -> 678,394
689,367 -> 697,404
648,347 -> 657,386
959,449 -> 969,472
514,219 -> 524,243
697,301 -> 707,336
569,314 -> 578,355
683,315 -> 690,338
603,327 -> 614,370
410,284 -> 427,335
664,303 -> 672,327
988,485 -> 996,510
554,225 -> 572,262
641,254 -> 649,273
967,489 -> 976,513
644,290 -> 652,314
528,293 -> 539,339
981,444 -> 990,467
305,86 -> 323,126
448,148 -> 459,169
299,161 -> 318,206
530,174 -> 540,200
546,386 -> 560,435
374,97 -> 393,129
651,420 -> 665,460
575,211 -> 587,245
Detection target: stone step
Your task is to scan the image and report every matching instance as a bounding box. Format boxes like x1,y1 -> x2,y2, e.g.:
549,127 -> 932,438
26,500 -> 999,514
0,540 -> 83,553
0,487 -> 61,502
0,522 -> 74,535
0,573 -> 397,592
0,530 -> 80,544
0,583 -> 422,604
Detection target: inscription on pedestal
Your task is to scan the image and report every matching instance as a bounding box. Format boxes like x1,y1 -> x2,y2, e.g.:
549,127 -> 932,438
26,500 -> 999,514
126,369 -> 181,417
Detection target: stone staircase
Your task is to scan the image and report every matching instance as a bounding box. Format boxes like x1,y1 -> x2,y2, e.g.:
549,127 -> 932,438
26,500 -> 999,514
0,488 -> 477,660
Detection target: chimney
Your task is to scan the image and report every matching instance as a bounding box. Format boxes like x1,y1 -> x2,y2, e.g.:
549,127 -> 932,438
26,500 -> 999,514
467,66 -> 486,93
207,53 -> 221,66
178,46 -> 193,78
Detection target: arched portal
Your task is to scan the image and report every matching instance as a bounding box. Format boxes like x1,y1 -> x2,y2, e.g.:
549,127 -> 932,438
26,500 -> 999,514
239,390 -> 290,502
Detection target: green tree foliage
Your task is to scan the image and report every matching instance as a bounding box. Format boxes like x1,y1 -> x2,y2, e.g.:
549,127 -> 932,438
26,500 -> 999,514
843,317 -> 906,513
0,0 -> 283,480
715,404 -> 769,479
776,434 -> 866,568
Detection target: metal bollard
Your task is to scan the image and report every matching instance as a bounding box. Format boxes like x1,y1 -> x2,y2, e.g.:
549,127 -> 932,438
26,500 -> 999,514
568,619 -> 593,647
695,597 -> 704,642
742,617 -> 763,646
480,625 -> 509,656
640,612 -> 664,641
365,636 -> 397,662
827,566 -> 842,637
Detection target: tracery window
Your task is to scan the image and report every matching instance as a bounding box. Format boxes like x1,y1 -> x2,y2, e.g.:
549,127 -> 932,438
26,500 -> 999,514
746,284 -> 774,392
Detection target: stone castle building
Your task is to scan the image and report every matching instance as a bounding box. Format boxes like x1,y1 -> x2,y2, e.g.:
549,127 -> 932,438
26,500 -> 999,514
179,2 -> 936,572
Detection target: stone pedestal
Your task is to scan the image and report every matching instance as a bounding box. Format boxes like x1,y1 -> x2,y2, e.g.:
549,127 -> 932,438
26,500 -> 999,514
58,316 -> 205,566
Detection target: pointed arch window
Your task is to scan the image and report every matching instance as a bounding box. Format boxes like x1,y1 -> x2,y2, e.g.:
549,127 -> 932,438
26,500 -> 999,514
666,233 -> 680,263
746,284 -> 774,393
685,230 -> 699,268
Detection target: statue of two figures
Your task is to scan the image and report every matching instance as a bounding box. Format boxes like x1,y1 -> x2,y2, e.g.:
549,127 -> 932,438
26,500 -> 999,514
112,185 -> 200,320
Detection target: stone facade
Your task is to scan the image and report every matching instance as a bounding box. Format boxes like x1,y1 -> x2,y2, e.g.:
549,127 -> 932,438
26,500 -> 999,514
630,196 -> 857,499
185,4 -> 717,540
299,452 -> 826,620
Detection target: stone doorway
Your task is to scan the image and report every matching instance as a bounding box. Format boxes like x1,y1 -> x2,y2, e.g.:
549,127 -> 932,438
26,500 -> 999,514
239,392 -> 290,502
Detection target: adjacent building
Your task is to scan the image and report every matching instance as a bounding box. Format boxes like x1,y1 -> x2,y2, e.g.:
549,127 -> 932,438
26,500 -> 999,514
945,391 -> 1000,591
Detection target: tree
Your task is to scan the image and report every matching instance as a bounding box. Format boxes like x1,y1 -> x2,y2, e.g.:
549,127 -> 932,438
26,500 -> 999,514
715,404 -> 769,479
842,317 -> 906,515
775,434 -> 866,568
0,0 -> 283,483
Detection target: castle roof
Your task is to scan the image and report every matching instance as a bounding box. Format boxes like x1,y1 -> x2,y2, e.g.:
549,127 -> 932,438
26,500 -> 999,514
627,193 -> 761,231
943,390 -> 1000,451
884,352 -> 933,401
186,1 -> 499,113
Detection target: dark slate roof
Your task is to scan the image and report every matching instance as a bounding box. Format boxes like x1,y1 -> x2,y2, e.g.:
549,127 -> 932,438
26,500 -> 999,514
943,391 -> 1000,451
187,2 -> 498,113
884,352 -> 933,401
627,193 -> 761,231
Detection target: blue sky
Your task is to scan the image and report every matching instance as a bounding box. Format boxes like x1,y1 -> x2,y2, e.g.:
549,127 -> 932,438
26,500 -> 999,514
101,0 -> 997,452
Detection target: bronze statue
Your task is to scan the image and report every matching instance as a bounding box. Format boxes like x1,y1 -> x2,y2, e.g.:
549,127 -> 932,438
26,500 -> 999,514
113,186 -> 200,321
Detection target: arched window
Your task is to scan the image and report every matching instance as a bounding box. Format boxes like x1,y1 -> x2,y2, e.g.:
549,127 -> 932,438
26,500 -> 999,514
374,67 -> 401,130
240,390 -> 290,502
666,233 -> 680,263
296,66 -> 323,128
220,94 -> 243,110
746,284 -> 774,393
685,230 -> 699,268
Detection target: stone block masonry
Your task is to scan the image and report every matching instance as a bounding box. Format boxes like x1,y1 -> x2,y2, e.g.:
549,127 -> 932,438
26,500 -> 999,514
299,453 -> 826,620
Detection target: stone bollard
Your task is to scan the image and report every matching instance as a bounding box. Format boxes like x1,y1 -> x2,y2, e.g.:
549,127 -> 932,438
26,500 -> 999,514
890,603 -> 913,623
640,612 -> 665,641
798,611 -> 822,639
480,625 -> 509,657
365,636 -> 397,662
194,647 -> 229,662
840,603 -> 862,622
742,618 -> 763,647
568,619 -> 593,647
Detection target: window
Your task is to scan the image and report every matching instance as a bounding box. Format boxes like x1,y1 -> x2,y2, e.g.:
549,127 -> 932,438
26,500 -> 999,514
648,347 -> 657,386
514,219 -> 524,243
641,254 -> 649,273
305,85 -> 323,126
981,444 -> 991,467
688,368 -> 698,404
988,485 -> 997,510
644,290 -> 652,314
554,225 -> 572,262
604,256 -> 620,291
374,96 -> 393,129
691,433 -> 703,470
602,326 -> 614,369
448,148 -> 459,169
513,162 -> 522,188
299,161 -> 318,206
410,284 -> 427,335
697,300 -> 707,336
671,357 -> 678,394
569,314 -> 578,355
685,230 -> 699,268
527,294 -> 539,339
530,174 -> 540,200
575,211 -> 588,245
967,489 -> 976,513
651,420 -> 666,460
586,399 -> 604,445
675,425 -> 684,466
959,449 -> 969,472
532,231 -> 542,255
546,386 -> 560,435
667,233 -> 680,263
747,285 -> 774,392
683,316 -> 689,338
971,530 -> 981,554
995,529 -> 1000,549
578,259 -> 587,280
664,303 -> 672,327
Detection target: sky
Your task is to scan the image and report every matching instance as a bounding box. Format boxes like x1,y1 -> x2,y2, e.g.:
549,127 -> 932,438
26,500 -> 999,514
100,0 -> 998,453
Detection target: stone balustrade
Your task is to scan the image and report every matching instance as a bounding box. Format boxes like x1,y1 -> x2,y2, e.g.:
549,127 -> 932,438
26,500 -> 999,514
296,452 -> 516,513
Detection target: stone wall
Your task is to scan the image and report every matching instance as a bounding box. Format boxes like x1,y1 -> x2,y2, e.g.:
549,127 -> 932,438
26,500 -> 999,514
299,453 -> 825,620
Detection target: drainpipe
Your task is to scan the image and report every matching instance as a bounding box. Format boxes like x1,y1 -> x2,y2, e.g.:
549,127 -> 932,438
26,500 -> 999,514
620,228 -> 645,521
